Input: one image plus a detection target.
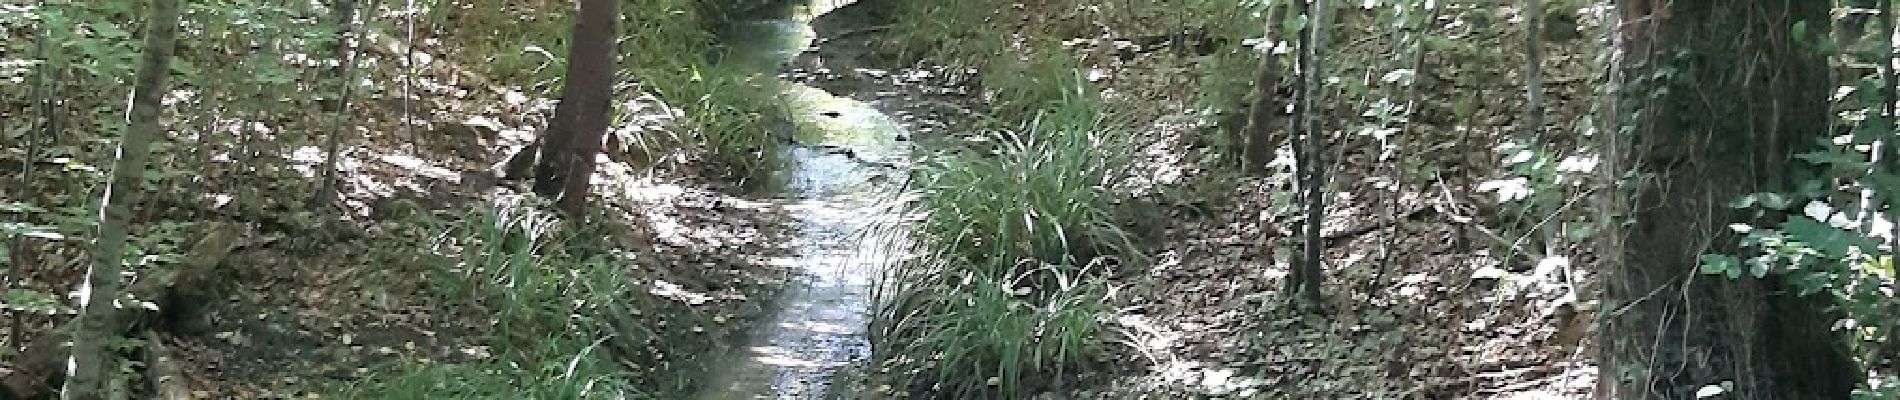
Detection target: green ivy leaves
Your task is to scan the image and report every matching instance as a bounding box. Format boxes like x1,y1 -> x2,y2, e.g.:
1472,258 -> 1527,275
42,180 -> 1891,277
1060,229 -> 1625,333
1698,253 -> 1746,279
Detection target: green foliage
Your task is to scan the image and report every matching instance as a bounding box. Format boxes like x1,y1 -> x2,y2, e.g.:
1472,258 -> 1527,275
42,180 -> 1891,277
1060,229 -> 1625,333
619,0 -> 787,182
422,0 -> 573,86
342,337 -> 637,399
980,45 -> 1095,122
910,91 -> 1141,274
342,195 -> 711,397
412,0 -> 782,181
872,53 -> 1146,396
890,266 -> 1106,398
1699,192 -> 1897,399
636,64 -> 784,181
1,288 -> 64,316
885,0 -> 1007,64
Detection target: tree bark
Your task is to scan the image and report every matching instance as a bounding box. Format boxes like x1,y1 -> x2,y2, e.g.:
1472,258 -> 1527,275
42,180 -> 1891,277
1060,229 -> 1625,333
533,0 -> 619,217
312,0 -> 359,212
63,0 -> 182,398
1598,1 -> 1858,397
1237,3 -> 1289,174
1522,0 -> 1543,140
1882,0 -> 1900,369
9,14 -> 58,354
1290,0 -> 1327,308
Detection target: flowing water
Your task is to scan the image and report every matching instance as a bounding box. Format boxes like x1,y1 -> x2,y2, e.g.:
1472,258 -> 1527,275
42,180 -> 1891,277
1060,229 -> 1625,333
695,1 -> 909,398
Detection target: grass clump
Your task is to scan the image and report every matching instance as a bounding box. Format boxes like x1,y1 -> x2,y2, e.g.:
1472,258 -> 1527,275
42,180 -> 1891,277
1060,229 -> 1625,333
617,0 -> 788,184
342,337 -> 635,399
340,195 -> 716,398
883,0 -> 1009,64
913,90 -> 1142,273
633,64 -> 785,184
873,67 -> 1145,396
877,263 -> 1110,397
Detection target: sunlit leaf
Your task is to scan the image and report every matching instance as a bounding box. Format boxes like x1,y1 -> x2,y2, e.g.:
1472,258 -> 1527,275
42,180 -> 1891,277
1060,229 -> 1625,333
1699,254 -> 1741,277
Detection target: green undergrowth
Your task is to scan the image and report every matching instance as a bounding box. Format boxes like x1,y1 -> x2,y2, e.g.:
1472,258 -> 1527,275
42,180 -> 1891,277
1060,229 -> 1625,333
865,1 -> 1274,395
621,1 -> 786,183
882,0 -> 1009,65
631,63 -> 785,183
886,0 -> 1268,165
339,195 -> 727,398
430,0 -> 785,183
870,47 -> 1149,396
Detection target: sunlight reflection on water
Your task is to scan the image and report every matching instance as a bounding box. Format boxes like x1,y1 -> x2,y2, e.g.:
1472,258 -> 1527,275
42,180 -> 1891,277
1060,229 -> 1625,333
694,1 -> 909,398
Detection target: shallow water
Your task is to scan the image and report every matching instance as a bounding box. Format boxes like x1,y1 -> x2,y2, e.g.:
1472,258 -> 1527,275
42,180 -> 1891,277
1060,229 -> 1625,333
694,1 -> 909,398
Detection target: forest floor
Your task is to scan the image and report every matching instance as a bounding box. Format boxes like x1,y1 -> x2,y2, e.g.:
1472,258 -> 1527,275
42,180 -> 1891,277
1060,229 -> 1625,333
4,1 -> 1614,398
810,1 -> 1606,398
1,21 -> 804,397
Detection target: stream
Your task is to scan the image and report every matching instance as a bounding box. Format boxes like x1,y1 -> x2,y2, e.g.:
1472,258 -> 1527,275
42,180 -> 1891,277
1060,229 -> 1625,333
694,1 -> 910,398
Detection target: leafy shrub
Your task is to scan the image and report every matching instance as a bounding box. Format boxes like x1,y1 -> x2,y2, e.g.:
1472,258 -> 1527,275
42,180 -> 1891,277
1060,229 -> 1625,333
343,336 -> 637,399
885,0 -> 1007,64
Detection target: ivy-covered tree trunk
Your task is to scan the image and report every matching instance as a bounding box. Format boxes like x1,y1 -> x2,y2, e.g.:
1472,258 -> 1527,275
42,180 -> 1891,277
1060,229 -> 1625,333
533,0 -> 618,217
65,0 -> 182,397
1599,0 -> 1858,397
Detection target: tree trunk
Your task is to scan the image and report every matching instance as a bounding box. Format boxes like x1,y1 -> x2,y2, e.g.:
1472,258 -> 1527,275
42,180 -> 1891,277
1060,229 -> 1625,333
1288,0 -> 1327,308
1522,0 -> 1543,140
533,0 -> 619,217
1599,0 -> 1858,397
1882,0 -> 1900,368
64,0 -> 182,397
1237,3 -> 1289,174
312,0 -> 359,212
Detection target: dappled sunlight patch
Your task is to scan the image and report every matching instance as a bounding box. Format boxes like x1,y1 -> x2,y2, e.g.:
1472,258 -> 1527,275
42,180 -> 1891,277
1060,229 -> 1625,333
651,279 -> 716,306
376,153 -> 461,182
752,350 -> 829,368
